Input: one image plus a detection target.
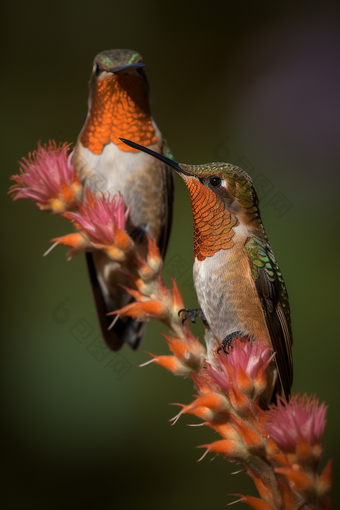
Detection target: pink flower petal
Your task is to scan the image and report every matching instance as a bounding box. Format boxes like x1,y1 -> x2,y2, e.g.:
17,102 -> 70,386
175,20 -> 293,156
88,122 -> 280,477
66,189 -> 128,245
266,394 -> 327,452
10,141 -> 81,211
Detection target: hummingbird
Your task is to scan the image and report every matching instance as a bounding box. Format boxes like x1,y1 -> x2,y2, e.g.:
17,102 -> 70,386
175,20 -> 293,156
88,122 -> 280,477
73,50 -> 173,351
120,138 -> 293,401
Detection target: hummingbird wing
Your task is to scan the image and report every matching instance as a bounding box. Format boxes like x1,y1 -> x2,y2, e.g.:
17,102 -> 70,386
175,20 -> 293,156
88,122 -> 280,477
245,237 -> 293,399
85,141 -> 173,352
85,251 -> 146,351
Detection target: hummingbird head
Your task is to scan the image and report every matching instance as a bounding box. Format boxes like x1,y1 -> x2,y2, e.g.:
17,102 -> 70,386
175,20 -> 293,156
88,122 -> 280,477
91,49 -> 146,85
120,139 -> 260,224
120,139 -> 262,260
81,50 -> 157,154
176,162 -> 259,223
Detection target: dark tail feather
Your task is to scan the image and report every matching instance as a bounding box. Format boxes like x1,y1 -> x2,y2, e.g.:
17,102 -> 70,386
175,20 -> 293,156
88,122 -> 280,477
85,252 -> 146,351
259,366 -> 283,410
271,379 -> 282,405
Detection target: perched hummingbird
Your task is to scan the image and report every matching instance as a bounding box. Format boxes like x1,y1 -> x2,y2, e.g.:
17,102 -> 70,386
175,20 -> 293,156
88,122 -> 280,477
73,50 -> 173,351
120,138 -> 293,400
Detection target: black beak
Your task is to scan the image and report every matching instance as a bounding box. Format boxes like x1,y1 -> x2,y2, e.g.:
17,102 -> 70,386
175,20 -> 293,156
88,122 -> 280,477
112,63 -> 145,75
119,138 -> 190,176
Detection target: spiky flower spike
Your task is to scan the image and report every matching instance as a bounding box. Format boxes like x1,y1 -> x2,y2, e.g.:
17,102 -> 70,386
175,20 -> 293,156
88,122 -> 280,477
106,256 -> 296,510
116,292 -> 332,509
9,141 -> 82,213
11,139 -> 332,509
51,188 -> 133,260
48,189 -> 207,371
265,395 -> 332,509
266,394 -> 327,455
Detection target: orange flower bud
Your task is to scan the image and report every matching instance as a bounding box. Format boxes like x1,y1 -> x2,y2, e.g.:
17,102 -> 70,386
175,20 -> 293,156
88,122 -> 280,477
229,385 -> 250,414
146,236 -> 162,272
266,438 -> 280,456
274,467 -> 313,492
133,277 -> 153,296
208,421 -> 241,441
186,406 -> 220,422
51,233 -> 85,249
296,437 -> 313,460
318,458 -> 333,495
231,415 -> 263,450
171,278 -> 185,314
153,355 -> 192,376
197,439 -> 250,462
119,284 -> 149,303
254,362 -> 267,396
135,257 -> 155,280
60,181 -> 77,206
162,334 -> 204,372
236,365 -> 253,394
113,227 -> 133,252
228,494 -> 274,510
49,233 -> 89,257
187,393 -> 230,415
163,334 -> 187,359
110,300 -> 167,322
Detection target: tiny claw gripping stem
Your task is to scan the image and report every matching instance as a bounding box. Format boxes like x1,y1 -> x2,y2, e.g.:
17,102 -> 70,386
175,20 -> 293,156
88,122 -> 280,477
178,308 -> 207,325
217,331 -> 242,355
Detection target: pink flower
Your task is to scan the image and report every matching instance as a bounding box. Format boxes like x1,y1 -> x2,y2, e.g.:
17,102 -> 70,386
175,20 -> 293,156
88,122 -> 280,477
9,141 -> 82,213
52,188 -> 132,261
65,188 -> 129,246
206,339 -> 273,393
265,394 -> 327,452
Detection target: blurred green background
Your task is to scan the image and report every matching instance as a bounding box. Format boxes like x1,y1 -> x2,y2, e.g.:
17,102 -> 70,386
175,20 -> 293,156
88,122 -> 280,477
2,0 -> 340,508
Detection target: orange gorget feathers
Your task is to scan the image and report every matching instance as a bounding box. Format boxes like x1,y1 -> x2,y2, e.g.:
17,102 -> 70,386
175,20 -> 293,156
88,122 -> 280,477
81,75 -> 157,154
185,179 -> 238,261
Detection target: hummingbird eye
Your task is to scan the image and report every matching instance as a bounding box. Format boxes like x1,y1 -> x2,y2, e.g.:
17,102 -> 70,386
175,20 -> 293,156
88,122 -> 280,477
209,176 -> 221,187
95,64 -> 102,76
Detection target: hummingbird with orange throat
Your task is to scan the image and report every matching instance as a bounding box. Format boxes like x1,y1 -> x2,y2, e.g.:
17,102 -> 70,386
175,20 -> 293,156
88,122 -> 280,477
73,50 -> 173,351
120,138 -> 293,401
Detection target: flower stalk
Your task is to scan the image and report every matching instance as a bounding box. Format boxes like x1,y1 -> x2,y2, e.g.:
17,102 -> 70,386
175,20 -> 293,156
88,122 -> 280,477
9,141 -> 332,509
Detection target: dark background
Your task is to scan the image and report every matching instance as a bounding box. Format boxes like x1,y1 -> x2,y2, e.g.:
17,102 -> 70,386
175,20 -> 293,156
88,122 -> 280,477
2,0 -> 340,508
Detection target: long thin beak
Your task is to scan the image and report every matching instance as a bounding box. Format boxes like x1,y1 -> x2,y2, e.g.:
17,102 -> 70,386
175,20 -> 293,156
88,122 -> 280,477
119,138 -> 190,176
112,63 -> 145,75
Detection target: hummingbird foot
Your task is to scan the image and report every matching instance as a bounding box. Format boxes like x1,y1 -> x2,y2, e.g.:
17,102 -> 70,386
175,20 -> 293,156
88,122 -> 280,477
178,308 -> 207,326
217,331 -> 243,355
